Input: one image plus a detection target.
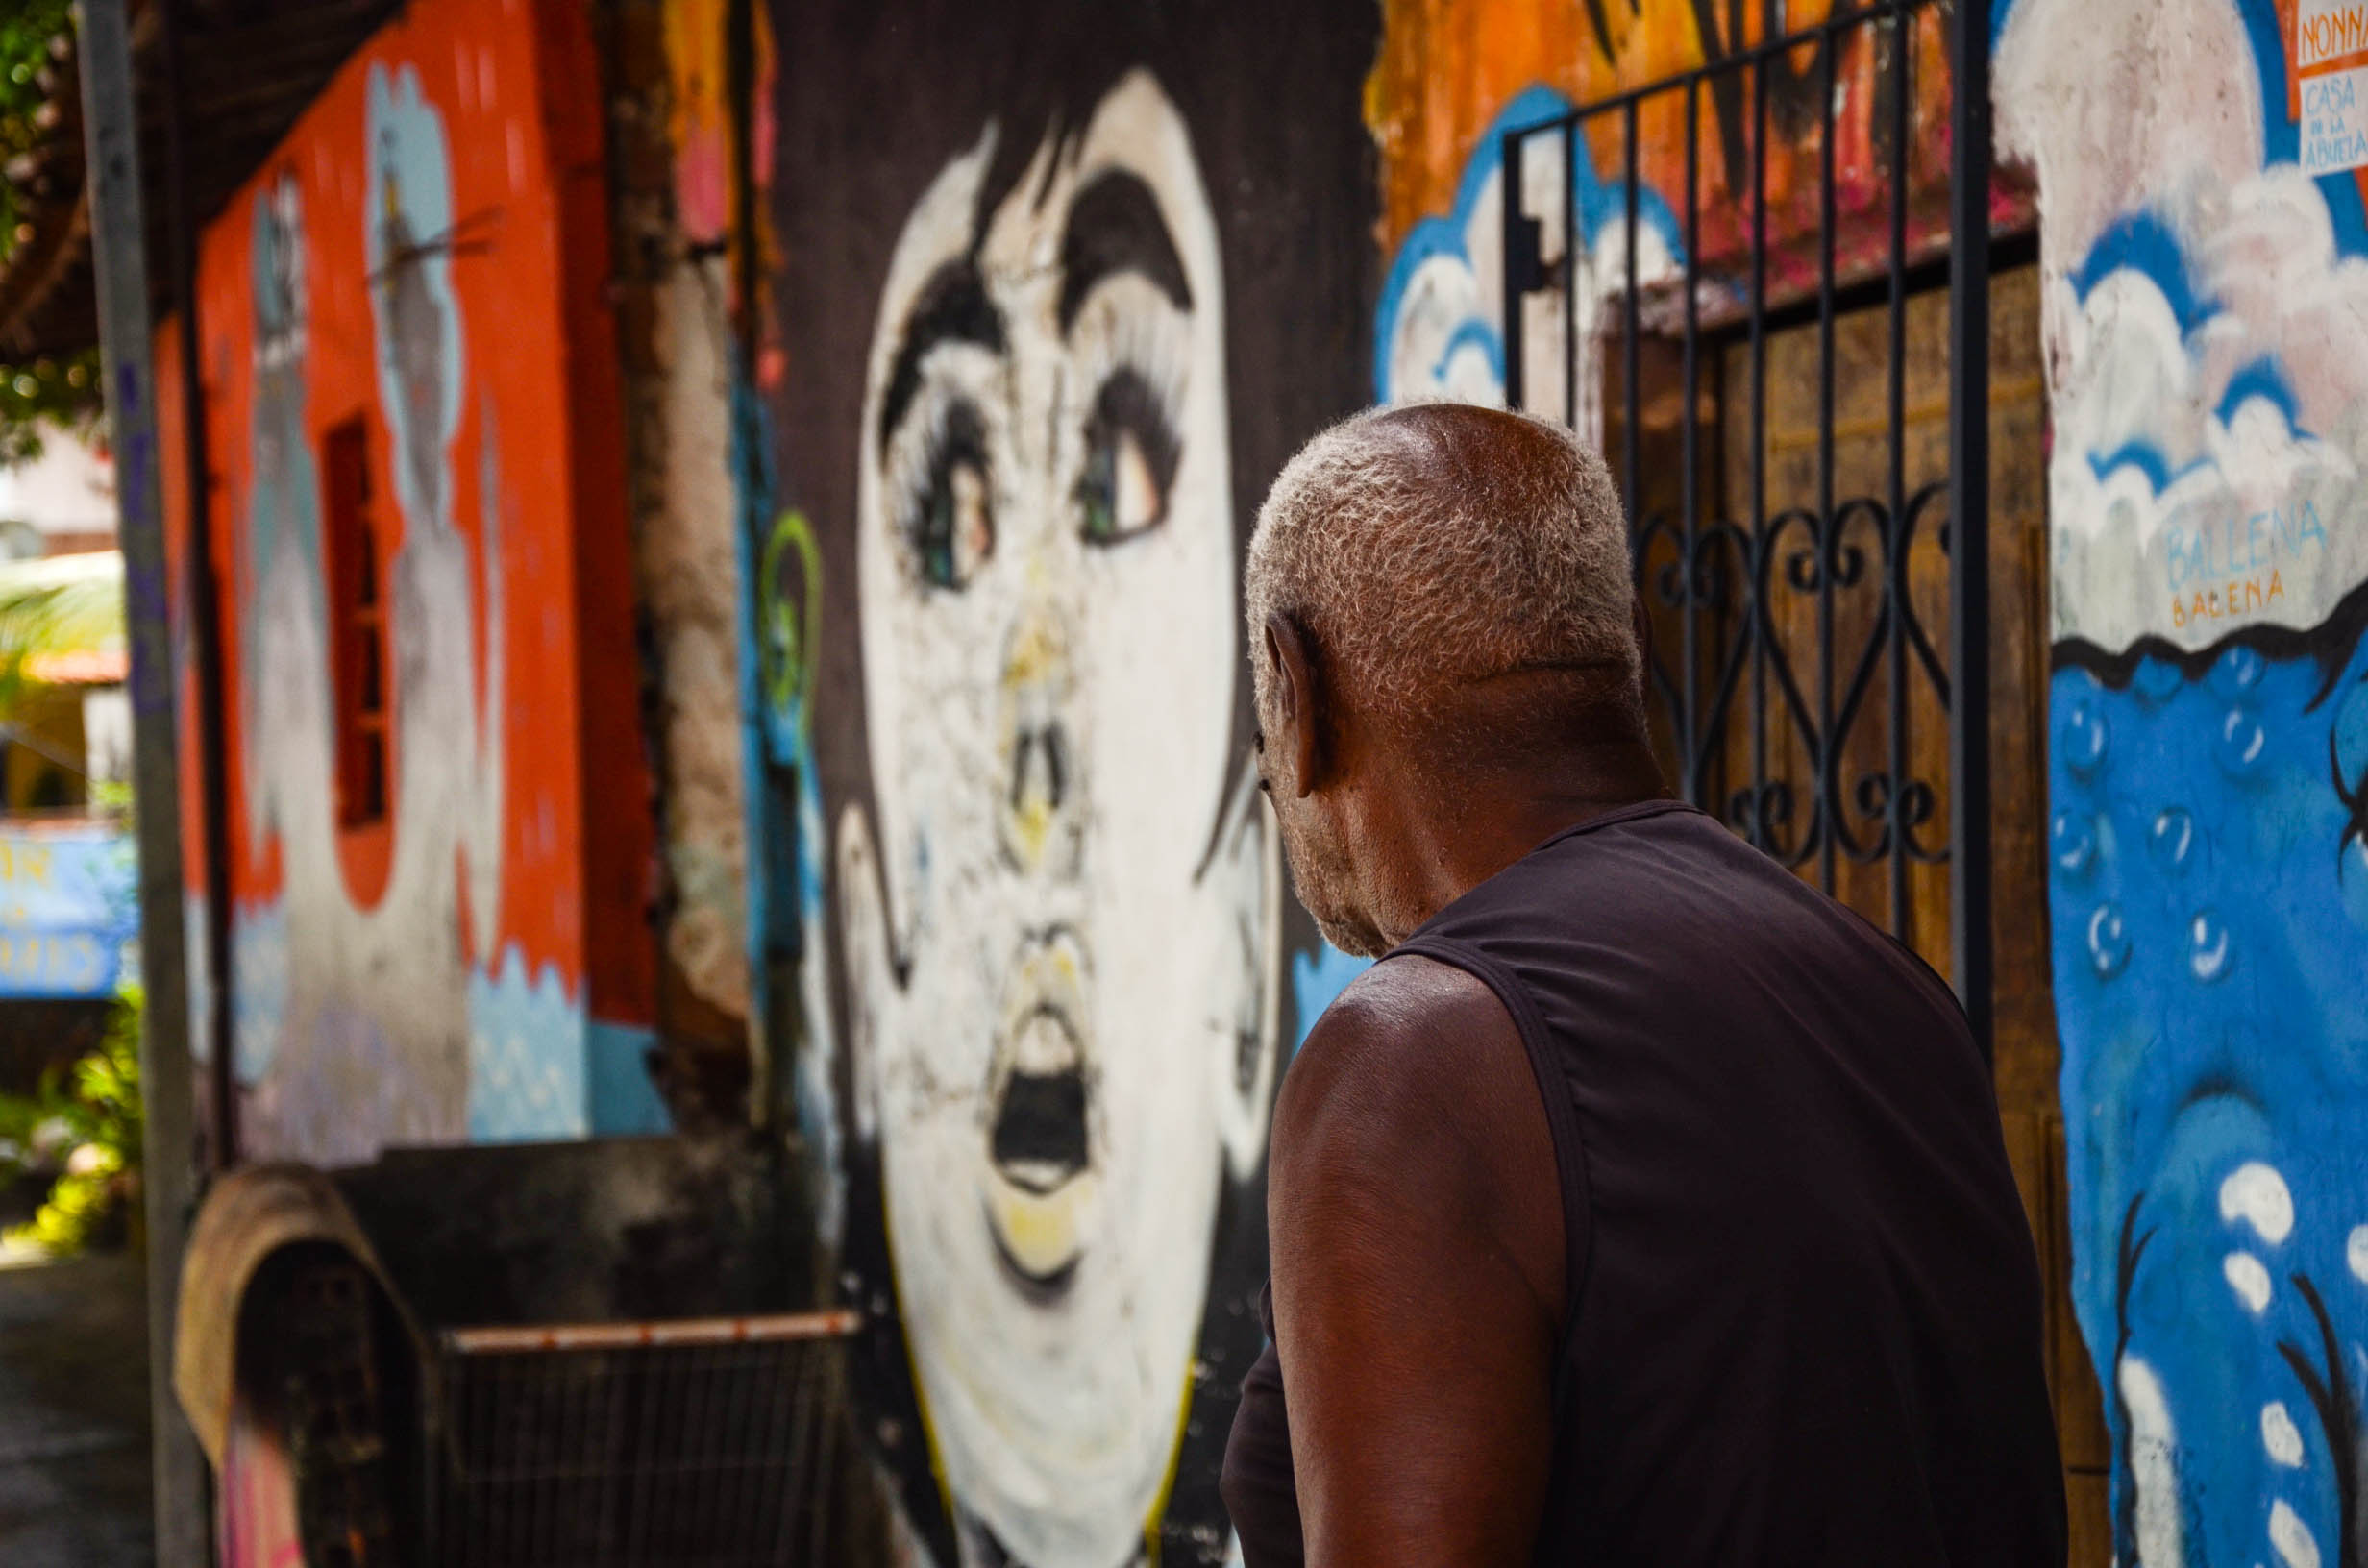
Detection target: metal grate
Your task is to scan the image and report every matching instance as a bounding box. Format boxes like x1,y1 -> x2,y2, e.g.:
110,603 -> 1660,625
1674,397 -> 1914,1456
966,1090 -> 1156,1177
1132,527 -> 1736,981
427,1311 -> 860,1568
1500,0 -> 1997,1051
280,1256 -> 404,1568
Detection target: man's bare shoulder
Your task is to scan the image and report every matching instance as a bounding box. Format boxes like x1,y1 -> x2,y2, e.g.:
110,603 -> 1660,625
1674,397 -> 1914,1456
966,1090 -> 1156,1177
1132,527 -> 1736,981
1280,953 -> 1517,1131
1269,949 -> 1566,1372
1272,954 -> 1552,1262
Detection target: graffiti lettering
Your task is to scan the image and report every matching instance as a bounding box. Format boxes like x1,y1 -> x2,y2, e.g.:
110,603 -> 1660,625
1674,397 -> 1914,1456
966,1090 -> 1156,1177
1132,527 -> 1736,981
2164,502 -> 2327,593
2169,569 -> 2286,627
2298,0 -> 2368,68
2304,71 -> 2358,114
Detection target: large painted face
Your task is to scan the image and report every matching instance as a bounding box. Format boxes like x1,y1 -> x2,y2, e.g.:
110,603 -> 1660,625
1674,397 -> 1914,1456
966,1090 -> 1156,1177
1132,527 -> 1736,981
837,69 -> 1281,1567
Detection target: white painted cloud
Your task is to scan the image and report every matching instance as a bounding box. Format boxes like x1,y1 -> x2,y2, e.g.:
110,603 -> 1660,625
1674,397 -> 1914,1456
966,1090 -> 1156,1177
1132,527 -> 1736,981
2035,176 -> 2368,651
2006,0 -> 2368,653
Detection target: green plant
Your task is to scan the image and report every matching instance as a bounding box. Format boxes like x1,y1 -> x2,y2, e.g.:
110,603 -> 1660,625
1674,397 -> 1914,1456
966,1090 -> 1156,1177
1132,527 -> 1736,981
0,0 -> 100,466
0,983 -> 141,1255
0,550 -> 121,722
0,351 -> 100,468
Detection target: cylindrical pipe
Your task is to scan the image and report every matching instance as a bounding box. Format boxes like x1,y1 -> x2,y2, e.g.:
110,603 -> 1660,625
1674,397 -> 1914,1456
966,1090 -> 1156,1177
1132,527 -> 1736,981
441,1308 -> 863,1357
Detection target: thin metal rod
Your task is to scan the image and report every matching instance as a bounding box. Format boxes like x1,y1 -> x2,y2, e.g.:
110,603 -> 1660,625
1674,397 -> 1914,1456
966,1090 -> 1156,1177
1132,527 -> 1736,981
1503,130 -> 1528,410
1681,77 -> 1702,802
1948,0 -> 1995,1059
441,1309 -> 862,1356
75,4 -> 208,1562
1886,11 -> 1912,938
1562,119 -> 1579,429
1816,33 -> 1838,894
1573,0 -> 1915,121
1748,41 -> 1770,845
1623,98 -> 1641,525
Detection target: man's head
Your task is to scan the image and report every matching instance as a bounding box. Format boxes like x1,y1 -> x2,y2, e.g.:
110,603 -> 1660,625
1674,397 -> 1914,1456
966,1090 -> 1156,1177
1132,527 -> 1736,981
1246,403 -> 1652,955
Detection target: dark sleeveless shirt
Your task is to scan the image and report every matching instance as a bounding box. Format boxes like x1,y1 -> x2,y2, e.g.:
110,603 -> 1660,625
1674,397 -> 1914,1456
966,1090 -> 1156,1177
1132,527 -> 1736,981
1221,800 -> 2065,1566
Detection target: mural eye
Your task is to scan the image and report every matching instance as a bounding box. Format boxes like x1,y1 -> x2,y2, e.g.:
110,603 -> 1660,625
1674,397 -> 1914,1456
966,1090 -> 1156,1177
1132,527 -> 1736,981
1075,368 -> 1180,546
906,402 -> 995,590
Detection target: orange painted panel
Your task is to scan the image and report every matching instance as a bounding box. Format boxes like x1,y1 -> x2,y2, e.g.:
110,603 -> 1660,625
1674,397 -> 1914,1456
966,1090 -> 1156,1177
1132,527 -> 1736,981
1368,0 -> 1996,294
173,0 -> 655,1158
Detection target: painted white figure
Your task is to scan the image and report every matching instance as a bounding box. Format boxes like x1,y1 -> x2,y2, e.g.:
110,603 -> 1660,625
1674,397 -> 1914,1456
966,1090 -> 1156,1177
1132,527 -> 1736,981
833,68 -> 1284,1568
233,65 -> 566,1159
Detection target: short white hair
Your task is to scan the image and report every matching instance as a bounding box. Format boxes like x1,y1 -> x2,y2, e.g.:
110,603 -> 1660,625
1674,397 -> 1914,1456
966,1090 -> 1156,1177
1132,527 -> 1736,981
1245,402 -> 1639,729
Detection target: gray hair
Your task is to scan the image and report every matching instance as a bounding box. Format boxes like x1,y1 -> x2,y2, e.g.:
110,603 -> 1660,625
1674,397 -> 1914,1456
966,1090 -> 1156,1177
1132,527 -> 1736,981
1245,403 -> 1640,731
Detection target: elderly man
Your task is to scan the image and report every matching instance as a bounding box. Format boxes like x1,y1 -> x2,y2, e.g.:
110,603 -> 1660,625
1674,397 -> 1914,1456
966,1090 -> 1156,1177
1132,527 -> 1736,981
1221,404 -> 2065,1567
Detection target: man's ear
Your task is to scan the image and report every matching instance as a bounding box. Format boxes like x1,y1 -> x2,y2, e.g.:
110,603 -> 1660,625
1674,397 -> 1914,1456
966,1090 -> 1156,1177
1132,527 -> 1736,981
1264,611 -> 1327,796
833,803 -> 897,1147
1210,760 -> 1285,1182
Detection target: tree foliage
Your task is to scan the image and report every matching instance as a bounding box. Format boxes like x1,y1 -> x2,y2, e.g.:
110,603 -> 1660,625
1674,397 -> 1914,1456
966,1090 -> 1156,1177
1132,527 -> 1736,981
0,0 -> 74,243
0,0 -> 98,468
0,987 -> 143,1256
0,551 -> 121,719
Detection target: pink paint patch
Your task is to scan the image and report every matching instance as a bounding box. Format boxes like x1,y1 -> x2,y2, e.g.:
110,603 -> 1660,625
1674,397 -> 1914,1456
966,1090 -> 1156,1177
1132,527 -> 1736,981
217,1401 -> 304,1568
676,136 -> 730,244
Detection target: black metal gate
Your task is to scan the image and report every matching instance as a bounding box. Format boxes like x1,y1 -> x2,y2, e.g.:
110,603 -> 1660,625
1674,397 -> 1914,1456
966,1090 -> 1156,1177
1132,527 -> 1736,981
1500,0 -> 1996,1052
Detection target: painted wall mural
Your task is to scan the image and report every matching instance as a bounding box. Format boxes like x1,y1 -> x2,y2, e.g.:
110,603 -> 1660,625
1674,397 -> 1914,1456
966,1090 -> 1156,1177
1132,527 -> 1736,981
762,3 -> 1377,1562
175,0 -> 660,1164
1368,0 -> 1981,417
2000,0 -> 2368,1561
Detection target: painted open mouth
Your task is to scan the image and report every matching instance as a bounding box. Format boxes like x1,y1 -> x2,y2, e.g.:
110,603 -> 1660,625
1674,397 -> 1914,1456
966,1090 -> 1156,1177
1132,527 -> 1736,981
990,1038 -> 1090,1193
982,937 -> 1097,1296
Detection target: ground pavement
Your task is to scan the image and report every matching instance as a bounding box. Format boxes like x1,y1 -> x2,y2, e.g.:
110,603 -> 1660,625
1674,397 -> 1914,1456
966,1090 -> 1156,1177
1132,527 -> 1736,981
0,1244 -> 156,1564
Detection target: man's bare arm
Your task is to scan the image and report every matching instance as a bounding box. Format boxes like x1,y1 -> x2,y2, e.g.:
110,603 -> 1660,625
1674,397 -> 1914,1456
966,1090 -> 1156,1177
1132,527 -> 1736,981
1269,953 -> 1567,1568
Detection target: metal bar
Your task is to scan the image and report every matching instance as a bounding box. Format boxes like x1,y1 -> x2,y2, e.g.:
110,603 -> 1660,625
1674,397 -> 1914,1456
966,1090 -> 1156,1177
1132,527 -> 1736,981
1887,10 -> 1912,937
805,1358 -> 843,1564
1562,118 -> 1579,429
1561,0 -> 1915,122
1816,31 -> 1838,894
1948,0 -> 1995,1059
1748,37 -> 1769,845
1622,98 -> 1640,525
1681,76 -> 1702,803
1503,128 -> 1528,411
160,0 -> 237,1171
74,4 -> 208,1563
442,1310 -> 862,1357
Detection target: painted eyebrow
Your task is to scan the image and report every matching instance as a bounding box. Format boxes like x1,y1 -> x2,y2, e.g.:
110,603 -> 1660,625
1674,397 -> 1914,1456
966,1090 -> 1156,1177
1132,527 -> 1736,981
877,258 -> 1007,449
1056,169 -> 1192,335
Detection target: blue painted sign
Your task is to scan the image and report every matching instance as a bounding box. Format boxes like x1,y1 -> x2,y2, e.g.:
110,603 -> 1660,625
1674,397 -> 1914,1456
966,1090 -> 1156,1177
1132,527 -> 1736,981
0,827 -> 136,997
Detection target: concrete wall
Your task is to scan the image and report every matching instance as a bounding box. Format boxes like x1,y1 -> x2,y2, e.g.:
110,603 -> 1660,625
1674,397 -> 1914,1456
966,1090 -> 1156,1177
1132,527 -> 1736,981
601,0 -> 766,1127
2001,0 -> 2368,1561
166,0 -> 662,1165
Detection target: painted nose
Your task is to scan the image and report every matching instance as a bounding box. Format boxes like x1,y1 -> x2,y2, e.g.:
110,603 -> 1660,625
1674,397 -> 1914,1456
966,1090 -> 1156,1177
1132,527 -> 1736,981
999,599 -> 1079,872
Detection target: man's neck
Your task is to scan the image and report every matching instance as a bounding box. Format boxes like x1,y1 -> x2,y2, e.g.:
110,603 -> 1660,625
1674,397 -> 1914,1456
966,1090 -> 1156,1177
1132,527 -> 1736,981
1370,737 -> 1669,945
